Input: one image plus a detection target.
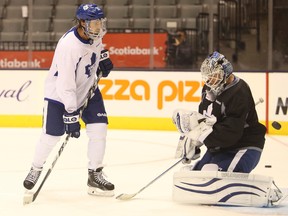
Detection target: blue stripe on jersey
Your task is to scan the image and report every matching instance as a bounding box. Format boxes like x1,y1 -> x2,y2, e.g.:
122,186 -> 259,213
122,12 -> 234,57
73,27 -> 91,44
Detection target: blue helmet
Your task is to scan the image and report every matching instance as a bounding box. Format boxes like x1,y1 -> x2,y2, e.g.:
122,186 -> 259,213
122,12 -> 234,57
76,4 -> 107,41
76,4 -> 105,21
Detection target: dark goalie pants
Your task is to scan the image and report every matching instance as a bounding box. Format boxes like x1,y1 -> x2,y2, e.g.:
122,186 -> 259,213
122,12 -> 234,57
193,147 -> 262,173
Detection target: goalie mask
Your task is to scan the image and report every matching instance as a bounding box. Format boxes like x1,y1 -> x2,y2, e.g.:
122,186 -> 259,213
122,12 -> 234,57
76,4 -> 107,41
200,51 -> 233,94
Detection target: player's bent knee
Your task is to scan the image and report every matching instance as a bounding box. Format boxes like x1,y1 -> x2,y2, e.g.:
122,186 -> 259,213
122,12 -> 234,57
40,132 -> 61,147
86,123 -> 107,140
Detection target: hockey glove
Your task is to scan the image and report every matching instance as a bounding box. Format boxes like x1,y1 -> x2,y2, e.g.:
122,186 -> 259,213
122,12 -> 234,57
97,49 -> 113,78
186,119 -> 214,145
172,109 -> 205,134
63,111 -> 80,138
175,135 -> 202,164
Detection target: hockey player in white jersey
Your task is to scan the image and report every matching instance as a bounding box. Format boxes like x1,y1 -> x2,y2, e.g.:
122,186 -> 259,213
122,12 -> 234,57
23,4 -> 114,196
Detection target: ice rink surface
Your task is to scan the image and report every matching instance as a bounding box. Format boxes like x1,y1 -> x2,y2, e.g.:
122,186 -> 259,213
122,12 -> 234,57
1,128 -> 288,216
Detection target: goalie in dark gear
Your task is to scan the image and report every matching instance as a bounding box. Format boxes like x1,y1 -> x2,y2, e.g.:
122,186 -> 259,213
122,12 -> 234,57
195,51 -> 266,173
173,51 -> 266,173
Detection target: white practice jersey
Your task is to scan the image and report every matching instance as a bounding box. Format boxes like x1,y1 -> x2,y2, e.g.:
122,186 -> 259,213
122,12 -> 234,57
44,27 -> 103,113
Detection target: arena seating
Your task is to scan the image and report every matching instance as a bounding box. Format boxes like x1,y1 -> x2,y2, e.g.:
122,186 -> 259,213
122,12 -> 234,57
0,0 -> 205,44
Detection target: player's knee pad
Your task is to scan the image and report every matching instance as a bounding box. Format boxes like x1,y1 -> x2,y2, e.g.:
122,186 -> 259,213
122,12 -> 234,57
86,123 -> 107,140
39,132 -> 61,147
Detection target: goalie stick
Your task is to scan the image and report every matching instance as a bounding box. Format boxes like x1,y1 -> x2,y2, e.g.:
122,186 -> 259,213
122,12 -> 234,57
255,97 -> 264,106
116,158 -> 183,201
23,73 -> 102,205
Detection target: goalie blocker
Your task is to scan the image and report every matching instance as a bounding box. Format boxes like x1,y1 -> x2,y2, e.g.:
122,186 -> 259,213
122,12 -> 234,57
173,170 -> 283,207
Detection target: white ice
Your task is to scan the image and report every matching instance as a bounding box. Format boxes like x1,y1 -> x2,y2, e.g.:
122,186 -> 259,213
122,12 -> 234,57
0,128 -> 288,216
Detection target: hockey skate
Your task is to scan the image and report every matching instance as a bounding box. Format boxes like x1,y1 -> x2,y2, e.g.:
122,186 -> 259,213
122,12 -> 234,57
87,167 -> 114,197
268,181 -> 284,206
23,166 -> 43,190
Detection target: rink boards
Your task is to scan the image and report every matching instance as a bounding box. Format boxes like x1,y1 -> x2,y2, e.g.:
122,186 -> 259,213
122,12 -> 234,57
0,70 -> 287,135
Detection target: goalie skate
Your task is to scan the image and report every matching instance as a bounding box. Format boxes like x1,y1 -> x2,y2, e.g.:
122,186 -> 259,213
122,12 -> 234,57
267,181 -> 284,206
87,167 -> 114,197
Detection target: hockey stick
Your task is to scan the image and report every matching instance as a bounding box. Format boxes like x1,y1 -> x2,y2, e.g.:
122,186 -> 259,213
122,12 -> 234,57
116,158 -> 183,201
255,97 -> 264,106
23,73 -> 102,205
254,98 -> 282,130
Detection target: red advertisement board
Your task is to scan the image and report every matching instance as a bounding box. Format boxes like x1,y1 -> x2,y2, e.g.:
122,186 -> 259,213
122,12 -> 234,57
0,33 -> 167,69
0,51 -> 54,69
103,33 -> 167,68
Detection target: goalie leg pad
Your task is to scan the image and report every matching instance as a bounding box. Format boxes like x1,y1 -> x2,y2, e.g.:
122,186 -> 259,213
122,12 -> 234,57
201,163 -> 219,171
173,170 -> 283,207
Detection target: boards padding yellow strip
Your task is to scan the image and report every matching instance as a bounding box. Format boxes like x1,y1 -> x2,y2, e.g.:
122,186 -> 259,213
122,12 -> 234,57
0,115 -> 285,135
0,115 -> 176,131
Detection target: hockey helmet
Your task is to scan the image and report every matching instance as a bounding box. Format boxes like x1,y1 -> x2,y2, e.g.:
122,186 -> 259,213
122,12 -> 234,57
200,51 -> 233,91
76,4 -> 107,40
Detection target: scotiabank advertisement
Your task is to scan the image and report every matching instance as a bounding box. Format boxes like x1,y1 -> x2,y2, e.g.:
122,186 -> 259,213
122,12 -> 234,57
0,33 -> 167,69
0,51 -> 54,69
103,33 -> 166,68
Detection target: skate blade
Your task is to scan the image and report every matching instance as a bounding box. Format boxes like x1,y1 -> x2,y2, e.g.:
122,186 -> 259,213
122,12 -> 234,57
88,187 -> 114,197
23,191 -> 34,205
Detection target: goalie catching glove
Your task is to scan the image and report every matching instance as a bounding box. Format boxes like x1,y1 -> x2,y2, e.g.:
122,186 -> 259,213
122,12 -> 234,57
172,109 -> 216,134
172,109 -> 206,134
63,111 -> 81,138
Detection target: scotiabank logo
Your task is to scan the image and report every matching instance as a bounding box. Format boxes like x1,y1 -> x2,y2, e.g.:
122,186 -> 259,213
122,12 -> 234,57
0,58 -> 41,68
109,46 -> 160,55
0,51 -> 54,69
104,33 -> 166,67
100,79 -> 201,109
